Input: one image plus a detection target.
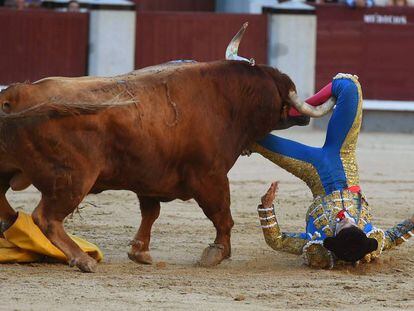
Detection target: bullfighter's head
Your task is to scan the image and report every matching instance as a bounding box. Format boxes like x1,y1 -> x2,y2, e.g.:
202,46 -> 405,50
323,217 -> 379,263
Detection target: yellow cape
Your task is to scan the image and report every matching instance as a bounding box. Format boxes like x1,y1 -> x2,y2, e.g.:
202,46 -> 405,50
0,212 -> 103,263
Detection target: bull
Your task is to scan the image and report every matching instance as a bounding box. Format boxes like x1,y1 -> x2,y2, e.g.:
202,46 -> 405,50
0,25 -> 334,272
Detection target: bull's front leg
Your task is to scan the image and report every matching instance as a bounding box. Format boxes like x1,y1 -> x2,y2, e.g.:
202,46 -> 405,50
32,195 -> 98,273
194,174 -> 234,267
128,196 -> 160,265
31,170 -> 99,273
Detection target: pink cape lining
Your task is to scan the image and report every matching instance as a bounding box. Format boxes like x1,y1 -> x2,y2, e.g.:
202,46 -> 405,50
288,82 -> 333,117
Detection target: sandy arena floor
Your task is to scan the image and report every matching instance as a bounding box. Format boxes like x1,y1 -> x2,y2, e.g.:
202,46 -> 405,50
1,128 -> 413,310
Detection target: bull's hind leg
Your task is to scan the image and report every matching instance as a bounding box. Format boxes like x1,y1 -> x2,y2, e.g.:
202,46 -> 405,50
0,172 -> 31,225
194,175 -> 234,267
0,194 -> 18,237
128,196 -> 160,265
0,191 -> 17,223
0,182 -> 18,235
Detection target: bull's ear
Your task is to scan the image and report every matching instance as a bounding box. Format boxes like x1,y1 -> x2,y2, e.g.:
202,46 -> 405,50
366,238 -> 379,253
323,237 -> 337,251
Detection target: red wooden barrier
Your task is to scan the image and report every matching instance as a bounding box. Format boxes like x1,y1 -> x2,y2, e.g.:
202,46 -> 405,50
135,12 -> 268,69
0,8 -> 89,85
316,5 -> 414,101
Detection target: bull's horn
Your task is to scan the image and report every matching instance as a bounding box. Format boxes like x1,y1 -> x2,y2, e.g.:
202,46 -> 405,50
289,91 -> 336,118
225,22 -> 255,66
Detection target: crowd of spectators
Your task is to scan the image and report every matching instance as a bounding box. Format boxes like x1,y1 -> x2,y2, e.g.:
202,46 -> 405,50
0,0 -> 81,11
0,0 -> 412,11
310,0 -> 413,7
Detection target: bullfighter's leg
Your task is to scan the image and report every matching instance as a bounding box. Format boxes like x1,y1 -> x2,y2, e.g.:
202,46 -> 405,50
32,193 -> 97,273
128,196 -> 160,265
195,175 -> 234,267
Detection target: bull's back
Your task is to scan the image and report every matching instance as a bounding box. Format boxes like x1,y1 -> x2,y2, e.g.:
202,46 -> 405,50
96,63 -> 239,195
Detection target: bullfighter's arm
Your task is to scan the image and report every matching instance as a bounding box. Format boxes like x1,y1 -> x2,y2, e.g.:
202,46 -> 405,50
382,217 -> 414,250
257,183 -> 307,255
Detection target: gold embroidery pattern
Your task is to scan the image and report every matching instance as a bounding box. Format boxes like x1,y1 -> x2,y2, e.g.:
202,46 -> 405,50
306,189 -> 369,237
257,189 -> 413,267
258,205 -> 306,255
363,229 -> 385,263
335,75 -> 363,188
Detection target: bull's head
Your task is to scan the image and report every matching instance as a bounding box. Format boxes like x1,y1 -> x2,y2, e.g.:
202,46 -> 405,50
226,23 -> 335,130
275,87 -> 335,130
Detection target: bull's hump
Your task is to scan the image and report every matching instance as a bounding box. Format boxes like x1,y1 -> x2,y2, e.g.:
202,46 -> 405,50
126,60 -> 199,78
32,76 -> 113,91
31,60 -> 234,86
123,61 -> 243,84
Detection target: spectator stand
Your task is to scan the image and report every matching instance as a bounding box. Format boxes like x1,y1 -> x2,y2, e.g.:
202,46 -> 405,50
0,6 -> 89,85
41,0 -> 136,77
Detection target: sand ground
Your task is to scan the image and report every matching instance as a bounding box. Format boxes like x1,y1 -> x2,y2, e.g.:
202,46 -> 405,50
0,128 -> 413,311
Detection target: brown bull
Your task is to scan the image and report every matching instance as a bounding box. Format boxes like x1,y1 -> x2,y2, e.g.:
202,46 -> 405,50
0,60 -> 326,272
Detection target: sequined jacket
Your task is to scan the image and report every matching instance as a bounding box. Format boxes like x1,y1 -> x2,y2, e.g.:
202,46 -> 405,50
253,75 -> 414,267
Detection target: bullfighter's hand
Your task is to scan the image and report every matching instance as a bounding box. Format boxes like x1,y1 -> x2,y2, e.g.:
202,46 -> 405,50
261,182 -> 278,208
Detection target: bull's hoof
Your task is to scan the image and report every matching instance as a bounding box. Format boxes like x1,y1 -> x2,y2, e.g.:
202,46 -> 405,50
128,250 -> 153,265
69,255 -> 97,273
128,239 -> 153,264
199,243 -> 227,267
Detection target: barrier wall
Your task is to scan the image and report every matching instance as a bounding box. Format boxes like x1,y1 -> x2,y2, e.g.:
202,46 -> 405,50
135,12 -> 268,69
88,9 -> 136,76
216,0 -> 277,14
316,5 -> 414,101
0,8 -> 89,85
267,9 -> 316,100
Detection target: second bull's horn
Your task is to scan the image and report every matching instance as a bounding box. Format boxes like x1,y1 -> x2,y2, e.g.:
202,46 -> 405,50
289,91 -> 336,118
225,22 -> 255,66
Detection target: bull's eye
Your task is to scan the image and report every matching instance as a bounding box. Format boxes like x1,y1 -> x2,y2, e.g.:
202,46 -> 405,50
2,102 -> 11,113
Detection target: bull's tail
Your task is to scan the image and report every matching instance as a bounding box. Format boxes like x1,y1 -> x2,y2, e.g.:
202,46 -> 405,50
383,217 -> 414,250
0,91 -> 138,121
